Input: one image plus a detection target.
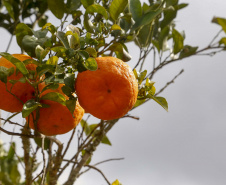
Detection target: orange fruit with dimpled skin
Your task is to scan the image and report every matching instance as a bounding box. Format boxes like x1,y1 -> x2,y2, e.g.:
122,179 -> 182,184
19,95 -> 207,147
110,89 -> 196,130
0,54 -> 36,113
26,83 -> 84,136
75,57 -> 138,120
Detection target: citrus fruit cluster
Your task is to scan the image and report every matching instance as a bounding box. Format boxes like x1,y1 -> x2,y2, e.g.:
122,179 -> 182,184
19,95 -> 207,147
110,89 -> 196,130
0,54 -> 138,135
0,54 -> 84,136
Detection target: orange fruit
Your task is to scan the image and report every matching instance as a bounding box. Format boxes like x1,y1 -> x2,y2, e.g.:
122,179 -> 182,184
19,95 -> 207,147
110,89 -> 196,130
26,84 -> 84,136
0,54 -> 36,113
75,57 -> 138,120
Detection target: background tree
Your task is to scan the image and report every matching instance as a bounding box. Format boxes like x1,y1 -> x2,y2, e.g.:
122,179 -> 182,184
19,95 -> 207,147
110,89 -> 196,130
0,0 -> 226,184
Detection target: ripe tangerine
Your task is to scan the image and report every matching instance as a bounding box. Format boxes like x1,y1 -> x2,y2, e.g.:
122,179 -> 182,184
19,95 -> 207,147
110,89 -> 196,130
75,57 -> 138,120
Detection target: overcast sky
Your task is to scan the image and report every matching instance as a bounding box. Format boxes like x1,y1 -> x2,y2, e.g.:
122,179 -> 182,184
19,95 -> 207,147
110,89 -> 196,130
1,0 -> 226,185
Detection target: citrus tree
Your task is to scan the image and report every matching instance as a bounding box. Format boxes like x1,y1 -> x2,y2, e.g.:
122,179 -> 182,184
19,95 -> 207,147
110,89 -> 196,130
0,0 -> 226,184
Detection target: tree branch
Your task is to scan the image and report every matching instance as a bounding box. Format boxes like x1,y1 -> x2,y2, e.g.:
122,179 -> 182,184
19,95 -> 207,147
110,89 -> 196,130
63,119 -> 118,185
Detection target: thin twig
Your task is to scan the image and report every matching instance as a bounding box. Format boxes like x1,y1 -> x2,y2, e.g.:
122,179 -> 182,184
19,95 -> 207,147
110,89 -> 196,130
62,127 -> 77,158
40,136 -> 47,185
78,158 -> 124,177
155,69 -> 184,96
122,114 -> 140,120
84,165 -> 111,185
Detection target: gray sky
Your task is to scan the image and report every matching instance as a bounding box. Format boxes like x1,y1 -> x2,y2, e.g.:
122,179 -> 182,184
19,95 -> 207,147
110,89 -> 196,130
1,0 -> 226,185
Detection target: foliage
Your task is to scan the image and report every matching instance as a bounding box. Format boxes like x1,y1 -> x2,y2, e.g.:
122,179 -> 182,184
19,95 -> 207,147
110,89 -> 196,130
0,0 -> 225,184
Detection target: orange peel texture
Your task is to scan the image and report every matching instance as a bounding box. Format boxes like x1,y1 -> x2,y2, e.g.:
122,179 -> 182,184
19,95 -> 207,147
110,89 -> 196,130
0,54 -> 36,113
75,57 -> 138,120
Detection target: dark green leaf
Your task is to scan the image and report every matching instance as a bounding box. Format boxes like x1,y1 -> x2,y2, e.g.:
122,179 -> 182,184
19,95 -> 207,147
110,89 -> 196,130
158,26 -> 170,52
64,73 -> 75,90
84,13 -> 94,33
22,100 -> 42,118
15,23 -> 33,48
47,0 -> 65,19
172,29 -> 184,54
33,29 -> 48,38
81,0 -> 94,8
132,8 -> 163,31
179,45 -> 198,58
160,6 -> 177,29
109,0 -> 128,21
41,83 -> 59,93
7,142 -> 15,161
85,47 -> 97,57
80,119 -> 90,135
129,0 -> 142,22
66,98 -> 77,115
84,57 -> 98,71
66,0 -> 81,12
41,92 -> 66,105
0,66 -> 14,83
166,0 -> 178,6
56,31 -> 70,49
0,52 -> 29,75
34,137 -> 50,150
3,0 -> 14,20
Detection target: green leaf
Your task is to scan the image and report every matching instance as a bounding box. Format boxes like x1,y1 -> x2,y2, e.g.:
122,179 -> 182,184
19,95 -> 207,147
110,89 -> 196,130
66,98 -> 77,115
34,137 -> 50,150
132,8 -> 163,31
134,98 -> 145,108
160,6 -> 177,28
7,142 -> 15,161
101,135 -> 112,145
64,73 -> 75,91
179,45 -> 198,58
136,23 -> 152,48
0,66 -> 14,83
172,29 -> 184,54
148,95 -> 168,111
109,0 -> 128,21
65,30 -> 80,49
33,29 -> 48,38
84,13 -> 95,33
85,47 -> 97,57
15,23 -> 33,48
41,83 -> 59,93
46,56 -> 59,65
219,37 -> 226,45
108,43 -> 131,62
81,0 -> 94,8
158,26 -> 170,52
129,0 -> 142,22
84,57 -> 98,71
0,52 -> 29,75
166,0 -> 178,6
138,70 -> 147,84
3,0 -> 15,20
66,0 -> 81,12
41,92 -> 66,105
212,17 -> 226,33
47,0 -> 65,19
80,119 -> 90,135
86,4 -> 108,19
22,100 -> 42,118
56,31 -> 70,49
